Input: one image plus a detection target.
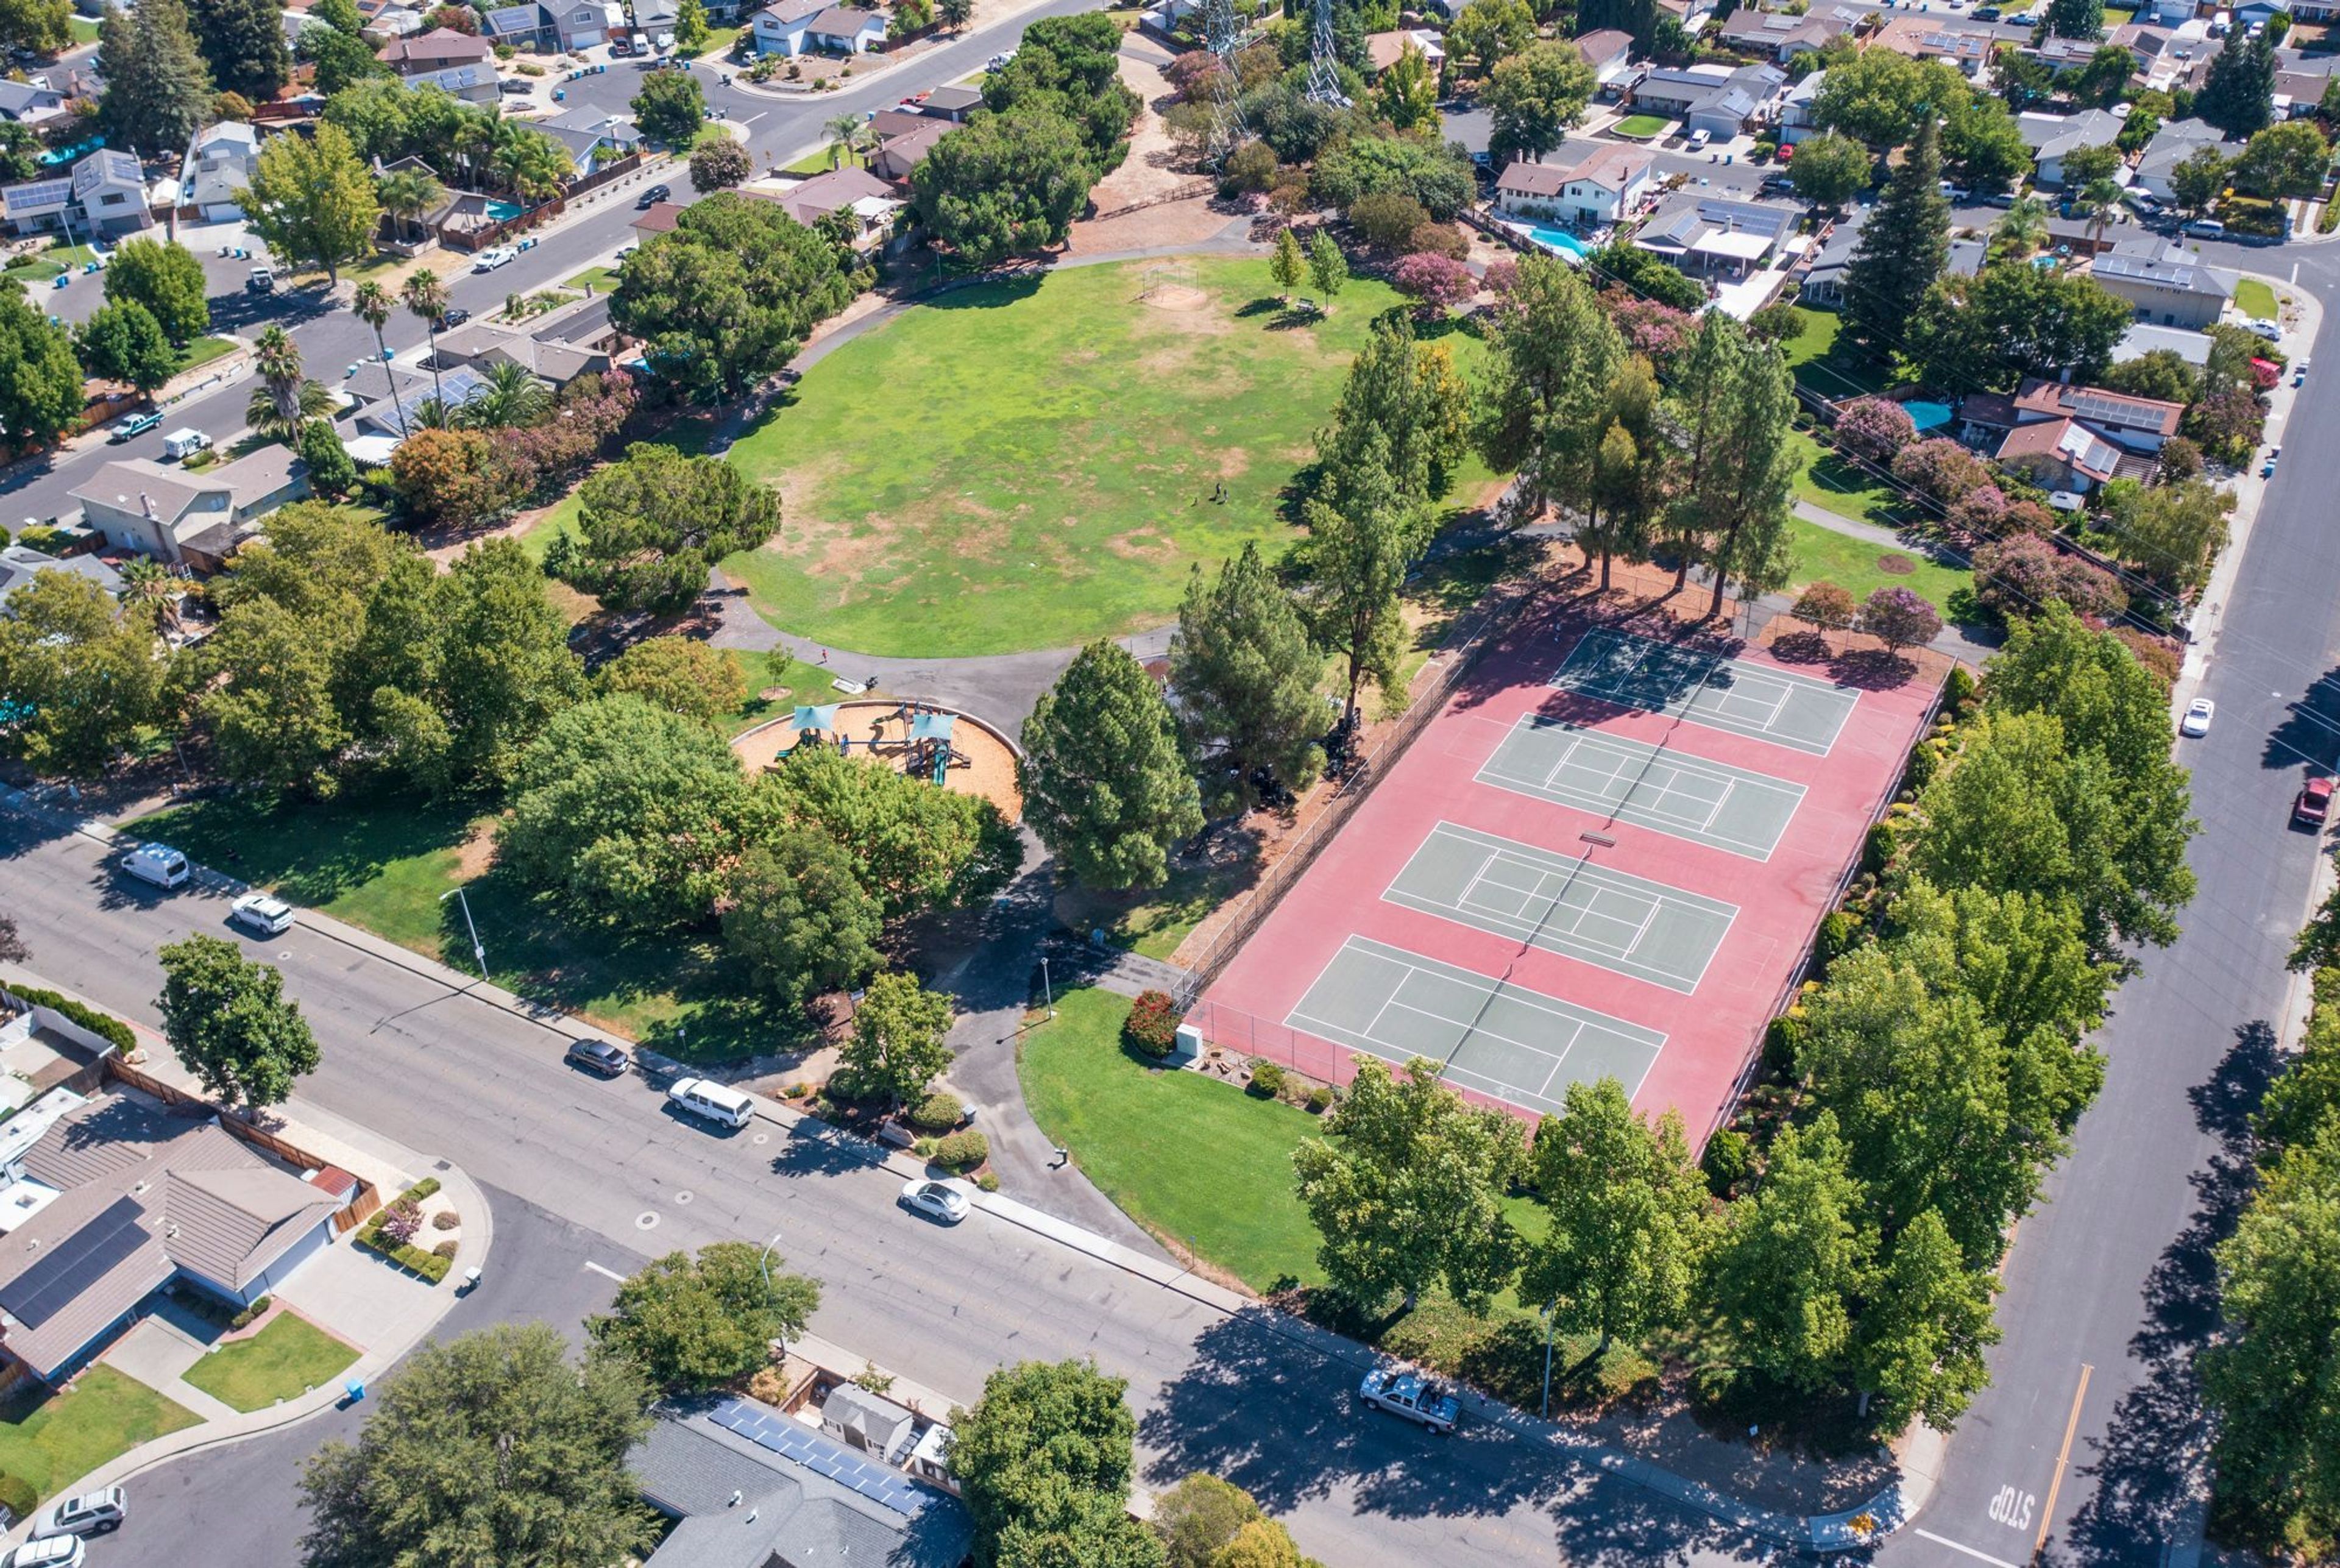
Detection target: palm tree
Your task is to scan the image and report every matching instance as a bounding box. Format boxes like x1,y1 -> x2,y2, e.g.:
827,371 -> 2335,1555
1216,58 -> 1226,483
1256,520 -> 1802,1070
350,280 -> 406,439
459,359 -> 551,429
118,557 -> 182,637
378,168 -> 446,246
246,325 -> 335,440
410,396 -> 456,430
494,129 -> 570,208
2080,176 -> 2123,251
403,268 -> 450,407
1994,194 -> 2048,257
823,113 -> 867,170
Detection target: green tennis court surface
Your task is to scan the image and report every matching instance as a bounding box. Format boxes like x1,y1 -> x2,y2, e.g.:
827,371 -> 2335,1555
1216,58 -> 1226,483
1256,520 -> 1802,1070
1551,629 -> 1860,756
1477,715 -> 1806,860
1287,936 -> 1665,1115
1383,822 -> 1736,994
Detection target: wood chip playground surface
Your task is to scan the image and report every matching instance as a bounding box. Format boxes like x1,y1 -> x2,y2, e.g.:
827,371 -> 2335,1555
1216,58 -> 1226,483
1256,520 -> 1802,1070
731,698 -> 1023,822
1188,609 -> 1943,1137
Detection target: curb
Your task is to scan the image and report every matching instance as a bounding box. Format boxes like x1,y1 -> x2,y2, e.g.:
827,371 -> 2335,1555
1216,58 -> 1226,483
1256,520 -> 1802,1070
1,786 -> 1925,1553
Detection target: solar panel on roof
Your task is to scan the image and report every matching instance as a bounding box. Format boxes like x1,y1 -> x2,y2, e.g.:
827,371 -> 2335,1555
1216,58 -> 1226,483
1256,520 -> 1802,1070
6,179 -> 70,210
707,1398 -> 932,1517
1,1195 -> 151,1329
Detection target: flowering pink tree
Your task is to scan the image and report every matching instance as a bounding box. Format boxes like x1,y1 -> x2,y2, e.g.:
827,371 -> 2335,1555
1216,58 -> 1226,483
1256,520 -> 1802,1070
1391,252 -> 1477,316
1948,482 -> 2009,537
1973,534 -> 2129,620
1859,586 -> 1943,652
1606,296 -> 1698,375
1482,258 -> 1520,297
1833,396 -> 1916,467
1890,438 -> 1992,507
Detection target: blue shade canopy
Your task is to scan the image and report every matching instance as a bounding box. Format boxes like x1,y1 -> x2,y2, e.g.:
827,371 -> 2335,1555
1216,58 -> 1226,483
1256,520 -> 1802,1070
909,712 -> 956,742
793,704 -> 841,729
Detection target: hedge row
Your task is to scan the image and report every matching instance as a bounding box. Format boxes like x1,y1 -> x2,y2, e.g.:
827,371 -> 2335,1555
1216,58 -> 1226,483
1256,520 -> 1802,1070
3,985 -> 136,1054
353,1179 -> 453,1283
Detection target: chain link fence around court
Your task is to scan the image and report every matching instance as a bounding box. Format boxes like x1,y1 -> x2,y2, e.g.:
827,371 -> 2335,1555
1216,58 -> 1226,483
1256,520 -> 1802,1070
1171,573 -> 1538,1016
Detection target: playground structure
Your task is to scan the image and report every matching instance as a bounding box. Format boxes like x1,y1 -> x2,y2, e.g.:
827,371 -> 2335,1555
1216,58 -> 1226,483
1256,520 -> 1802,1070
731,699 -> 1023,823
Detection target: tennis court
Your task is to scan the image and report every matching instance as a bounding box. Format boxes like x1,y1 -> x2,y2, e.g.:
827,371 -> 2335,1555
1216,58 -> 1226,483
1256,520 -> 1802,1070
1287,937 -> 1666,1116
1477,716 -> 1806,860
1551,629 -> 1860,756
1384,822 -> 1734,994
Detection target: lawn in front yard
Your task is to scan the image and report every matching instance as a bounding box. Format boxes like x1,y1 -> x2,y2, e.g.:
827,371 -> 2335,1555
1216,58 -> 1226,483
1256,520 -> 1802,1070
181,1314 -> 360,1413
0,1366 -> 198,1503
175,336 -> 239,374
784,145 -> 860,174
1614,113 -> 1672,138
718,256 -> 1488,659
562,266 -> 622,294
1783,516 -> 1973,612
2236,277 -> 2279,319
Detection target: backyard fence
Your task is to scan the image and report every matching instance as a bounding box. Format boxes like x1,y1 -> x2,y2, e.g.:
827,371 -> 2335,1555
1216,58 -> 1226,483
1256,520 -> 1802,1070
104,1056 -> 381,1231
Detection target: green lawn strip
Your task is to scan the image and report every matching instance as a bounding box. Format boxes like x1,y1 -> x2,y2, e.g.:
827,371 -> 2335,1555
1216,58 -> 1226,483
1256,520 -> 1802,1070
5,254 -> 63,282
718,257 -> 1486,659
2102,5 -> 2135,23
1789,430 -> 1906,530
68,15 -> 98,40
1614,114 -> 1671,138
692,23 -> 742,54
726,649 -> 840,737
0,1366 -> 199,1502
784,146 -> 860,174
562,267 -> 621,293
1783,516 -> 1971,611
2236,277 -> 2279,320
180,1314 -> 360,1413
174,336 -> 239,374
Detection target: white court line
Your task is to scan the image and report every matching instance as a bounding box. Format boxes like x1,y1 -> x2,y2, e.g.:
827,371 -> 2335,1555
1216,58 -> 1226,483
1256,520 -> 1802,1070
1911,1529 -> 2025,1568
584,1260 -> 628,1283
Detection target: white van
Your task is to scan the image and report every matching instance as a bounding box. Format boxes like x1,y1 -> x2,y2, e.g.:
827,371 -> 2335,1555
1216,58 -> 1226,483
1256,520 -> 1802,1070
161,428 -> 211,461
667,1077 -> 753,1129
118,843 -> 190,889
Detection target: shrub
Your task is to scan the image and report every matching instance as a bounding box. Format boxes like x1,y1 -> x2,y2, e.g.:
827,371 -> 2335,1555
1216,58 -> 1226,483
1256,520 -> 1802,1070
1222,138 -> 1278,194
1307,1085 -> 1335,1113
1701,1127 -> 1753,1197
1402,221 -> 1469,260
0,1473 -> 32,1522
1247,1060 -> 1286,1098
2112,627 -> 2181,686
433,1239 -> 458,1259
1890,436 -> 1991,506
1390,252 -> 1475,314
1347,190 -> 1430,250
228,1294 -> 272,1331
0,985 -> 136,1053
1791,581 -> 1858,633
784,1082 -> 810,1098
976,1171 -> 1000,1192
907,1090 -> 964,1132
431,1210 -> 459,1231
1123,989 -> 1181,1056
931,1129 -> 988,1170
1762,1011 -> 1807,1077
1833,396 -> 1916,467
1904,737 -> 1940,791
1973,534 -> 2129,621
379,1205 -> 421,1246
1861,820 -> 1898,877
1813,910 -> 1865,974
1943,664 -> 1978,714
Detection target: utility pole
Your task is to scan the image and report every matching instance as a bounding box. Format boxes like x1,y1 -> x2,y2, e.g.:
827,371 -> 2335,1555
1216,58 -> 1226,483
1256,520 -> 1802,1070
439,888 -> 488,985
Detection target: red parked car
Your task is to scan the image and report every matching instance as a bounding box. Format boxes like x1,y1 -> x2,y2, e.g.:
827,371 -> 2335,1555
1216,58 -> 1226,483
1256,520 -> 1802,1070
2296,776 -> 2332,829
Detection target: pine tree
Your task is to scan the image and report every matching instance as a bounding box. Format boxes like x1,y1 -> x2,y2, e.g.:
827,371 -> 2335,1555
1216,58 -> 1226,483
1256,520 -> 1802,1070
191,0 -> 290,102
1169,542 -> 1324,811
1269,227 -> 1304,300
99,0 -> 214,155
1840,116 -> 1949,358
1018,641 -> 1204,890
2197,30 -> 2276,138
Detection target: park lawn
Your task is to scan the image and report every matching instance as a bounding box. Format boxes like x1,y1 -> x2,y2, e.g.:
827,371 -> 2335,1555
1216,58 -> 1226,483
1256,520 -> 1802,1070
182,1315 -> 360,1412
1614,113 -> 1672,138
0,1366 -> 199,1503
1783,516 -> 1971,610
1789,429 -> 1905,529
719,256 -> 1484,659
175,336 -> 238,374
1778,305 -> 1884,400
726,649 -> 843,738
2236,277 -> 2279,319
563,266 -> 622,293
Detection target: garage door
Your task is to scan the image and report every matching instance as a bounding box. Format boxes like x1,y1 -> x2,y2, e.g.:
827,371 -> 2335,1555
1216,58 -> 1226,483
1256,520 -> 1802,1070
570,27 -> 601,44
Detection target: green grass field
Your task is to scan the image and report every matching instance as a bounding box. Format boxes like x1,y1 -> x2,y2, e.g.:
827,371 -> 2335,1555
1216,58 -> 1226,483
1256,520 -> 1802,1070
562,267 -> 622,294
1790,430 -> 1905,530
1778,306 -> 1885,400
176,336 -> 239,374
718,257 -> 1488,659
1783,516 -> 1971,611
0,1366 -> 198,1503
182,1315 -> 360,1413
2236,277 -> 2279,320
1614,114 -> 1672,138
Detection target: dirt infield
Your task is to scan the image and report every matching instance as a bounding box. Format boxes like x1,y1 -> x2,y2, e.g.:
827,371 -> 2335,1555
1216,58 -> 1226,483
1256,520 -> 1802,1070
732,699 -> 1024,822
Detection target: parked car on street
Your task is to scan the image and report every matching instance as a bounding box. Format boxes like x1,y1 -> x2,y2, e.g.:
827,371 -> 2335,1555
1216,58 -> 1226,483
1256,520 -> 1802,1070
636,183 -> 670,208
162,427 -> 211,460
667,1076 -> 753,1129
2296,775 -> 2332,828
34,1489 -> 125,1540
1359,1368 -> 1459,1434
108,409 -> 161,441
246,264 -> 274,293
118,843 -> 190,889
435,305 -> 471,330
565,1038 -> 631,1077
2179,698 -> 2214,737
899,1179 -> 971,1224
472,246 -> 517,271
229,891 -> 296,935
0,1538 -> 83,1568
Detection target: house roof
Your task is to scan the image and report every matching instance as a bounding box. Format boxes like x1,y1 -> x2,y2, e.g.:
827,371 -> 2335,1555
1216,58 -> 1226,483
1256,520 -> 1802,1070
631,199 -> 686,233
404,62 -> 497,92
1994,416 -> 2122,482
868,108 -> 932,139
2016,108 -> 2126,157
73,148 -> 143,196
375,24 -> 495,63
821,1384 -> 917,1455
2013,376 -> 2183,435
1495,161 -> 1568,198
757,0 -> 824,21
2091,243 -> 2237,298
805,3 -> 881,33
213,443 -> 309,511
2135,116 -> 2228,181
0,81 -> 65,118
0,545 -> 121,607
481,2 -> 551,35
0,1098 -> 338,1378
2116,321 -> 2212,365
630,1402 -> 973,1568
1868,14 -> 1994,62
921,84 -> 984,113
1641,193 -> 1800,250
874,118 -> 949,174
1575,27 -> 1634,66
1557,142 -> 1654,193
70,461 -> 222,527
1364,29 -> 1441,71
769,165 -> 893,225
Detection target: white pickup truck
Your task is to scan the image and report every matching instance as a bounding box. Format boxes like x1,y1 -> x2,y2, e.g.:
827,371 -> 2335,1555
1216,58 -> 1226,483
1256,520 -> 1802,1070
1358,1368 -> 1459,1435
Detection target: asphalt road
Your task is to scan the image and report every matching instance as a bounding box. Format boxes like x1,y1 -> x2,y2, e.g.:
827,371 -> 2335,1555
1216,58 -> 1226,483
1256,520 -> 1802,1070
0,817 -> 1812,1568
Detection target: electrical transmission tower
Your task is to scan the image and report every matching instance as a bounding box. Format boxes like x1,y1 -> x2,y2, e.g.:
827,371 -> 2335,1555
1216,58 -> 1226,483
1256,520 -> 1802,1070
1304,0 -> 1349,106
1202,0 -> 1248,167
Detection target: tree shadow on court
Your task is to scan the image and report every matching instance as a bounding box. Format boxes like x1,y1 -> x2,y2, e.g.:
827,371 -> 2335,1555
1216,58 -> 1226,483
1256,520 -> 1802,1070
1824,648 -> 1918,691
2261,664 -> 2340,777
2048,1020 -> 2280,1566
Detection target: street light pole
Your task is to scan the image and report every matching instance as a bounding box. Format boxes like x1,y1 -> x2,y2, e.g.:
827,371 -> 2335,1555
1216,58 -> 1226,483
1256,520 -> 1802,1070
439,888 -> 488,985
1540,1300 -> 1556,1419
757,1229 -> 788,1355
1040,954 -> 1055,1016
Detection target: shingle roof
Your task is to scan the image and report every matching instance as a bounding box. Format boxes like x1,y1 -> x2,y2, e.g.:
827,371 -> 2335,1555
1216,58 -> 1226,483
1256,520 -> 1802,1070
376,24 -> 496,63
69,460 -> 225,527
806,3 -> 880,33
756,0 -> 824,23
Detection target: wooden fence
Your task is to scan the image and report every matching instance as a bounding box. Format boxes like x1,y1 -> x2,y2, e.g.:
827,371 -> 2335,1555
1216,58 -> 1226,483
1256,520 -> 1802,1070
104,1057 -> 381,1233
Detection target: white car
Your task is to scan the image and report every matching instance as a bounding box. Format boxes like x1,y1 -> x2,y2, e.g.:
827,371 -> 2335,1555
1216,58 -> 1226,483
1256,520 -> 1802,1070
229,891 -> 296,936
33,1488 -> 124,1540
2180,698 -> 2215,737
1358,1368 -> 1459,1435
472,246 -> 517,271
899,1178 -> 970,1224
2249,319 -> 2282,342
0,1538 -> 83,1568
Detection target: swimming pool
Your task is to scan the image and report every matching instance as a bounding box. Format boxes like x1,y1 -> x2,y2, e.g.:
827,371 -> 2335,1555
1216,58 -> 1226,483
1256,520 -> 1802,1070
486,199 -> 524,222
1902,400 -> 1954,432
1524,225 -> 1594,260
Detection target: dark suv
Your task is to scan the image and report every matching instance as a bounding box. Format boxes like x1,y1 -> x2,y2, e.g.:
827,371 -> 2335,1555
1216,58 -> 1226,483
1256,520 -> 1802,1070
637,183 -> 671,208
565,1038 -> 632,1077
